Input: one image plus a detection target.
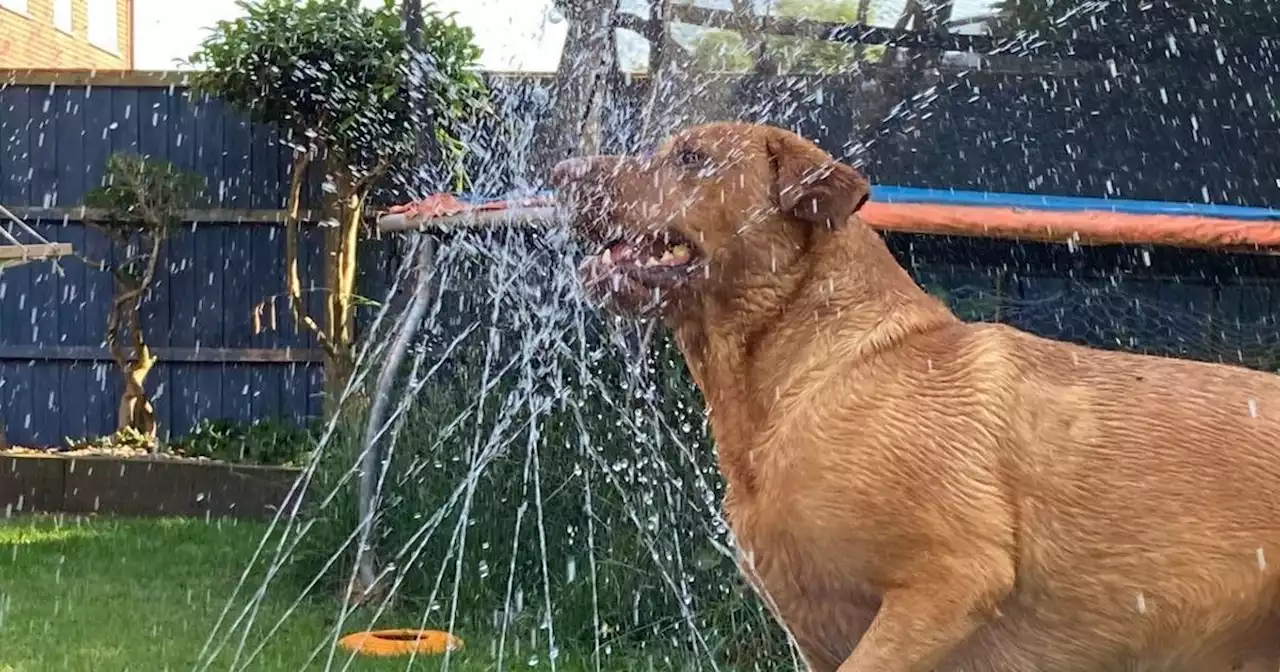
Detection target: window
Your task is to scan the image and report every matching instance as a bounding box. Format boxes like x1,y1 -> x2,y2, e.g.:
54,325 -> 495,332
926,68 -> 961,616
0,0 -> 28,16
53,0 -> 72,33
87,0 -> 118,53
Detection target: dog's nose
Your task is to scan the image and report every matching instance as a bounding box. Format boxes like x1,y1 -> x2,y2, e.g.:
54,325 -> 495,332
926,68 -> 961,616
550,157 -> 594,189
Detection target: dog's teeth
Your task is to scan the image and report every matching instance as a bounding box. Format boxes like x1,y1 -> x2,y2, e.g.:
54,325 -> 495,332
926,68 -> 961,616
670,245 -> 690,261
643,256 -> 660,267
601,248 -> 613,265
659,250 -> 675,264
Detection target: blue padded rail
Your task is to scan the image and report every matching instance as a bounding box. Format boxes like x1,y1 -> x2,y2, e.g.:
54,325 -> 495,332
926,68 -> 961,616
453,187 -> 1280,221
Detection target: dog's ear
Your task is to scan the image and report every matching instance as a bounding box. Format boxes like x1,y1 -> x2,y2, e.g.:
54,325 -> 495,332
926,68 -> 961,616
767,133 -> 870,228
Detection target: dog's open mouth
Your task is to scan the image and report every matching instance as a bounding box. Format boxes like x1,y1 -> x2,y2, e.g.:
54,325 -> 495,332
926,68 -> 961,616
598,233 -> 696,272
583,231 -> 700,289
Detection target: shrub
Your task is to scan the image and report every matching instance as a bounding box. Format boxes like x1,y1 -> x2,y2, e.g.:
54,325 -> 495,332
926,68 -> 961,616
189,0 -> 489,412
172,418 -> 318,466
82,153 -> 202,444
63,426 -> 157,453
291,232 -> 792,667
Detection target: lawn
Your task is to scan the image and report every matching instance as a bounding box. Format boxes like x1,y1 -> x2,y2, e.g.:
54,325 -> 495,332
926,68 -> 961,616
0,515 -> 683,671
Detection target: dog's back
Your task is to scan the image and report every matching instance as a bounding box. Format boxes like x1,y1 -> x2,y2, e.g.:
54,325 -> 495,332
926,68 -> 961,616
747,320 -> 1280,671
870,324 -> 1280,671
976,326 -> 1280,670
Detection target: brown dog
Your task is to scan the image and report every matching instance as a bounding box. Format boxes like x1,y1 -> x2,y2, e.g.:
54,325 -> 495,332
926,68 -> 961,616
551,122 -> 1280,672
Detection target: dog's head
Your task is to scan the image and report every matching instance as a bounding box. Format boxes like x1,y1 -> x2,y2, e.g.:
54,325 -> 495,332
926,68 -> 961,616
551,122 -> 870,320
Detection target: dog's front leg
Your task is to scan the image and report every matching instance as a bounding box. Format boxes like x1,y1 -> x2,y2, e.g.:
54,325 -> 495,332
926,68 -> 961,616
836,561 -> 1012,672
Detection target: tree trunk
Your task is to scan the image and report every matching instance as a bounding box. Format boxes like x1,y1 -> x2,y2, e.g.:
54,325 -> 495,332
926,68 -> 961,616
116,351 -> 158,440
646,0 -> 669,77
538,0 -> 621,170
862,0 -> 956,150
729,0 -> 770,75
321,167 -> 364,415
853,0 -> 874,61
284,151 -> 333,352
283,150 -> 343,415
639,0 -> 678,146
280,150 -> 371,418
107,277 -> 158,443
403,0 -> 422,48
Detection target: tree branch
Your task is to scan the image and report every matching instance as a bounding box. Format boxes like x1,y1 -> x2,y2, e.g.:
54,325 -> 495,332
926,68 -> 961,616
283,150 -> 340,362
353,158 -> 391,195
73,252 -> 108,271
726,0 -> 770,73
104,297 -> 131,375
115,232 -> 165,308
614,11 -> 650,36
665,3 -> 1167,62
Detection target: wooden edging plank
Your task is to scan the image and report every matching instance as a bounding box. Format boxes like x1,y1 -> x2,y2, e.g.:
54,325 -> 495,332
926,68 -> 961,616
0,453 -> 303,521
0,345 -> 324,364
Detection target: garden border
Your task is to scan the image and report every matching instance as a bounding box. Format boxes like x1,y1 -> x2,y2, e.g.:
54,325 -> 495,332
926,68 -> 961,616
0,453 -> 302,520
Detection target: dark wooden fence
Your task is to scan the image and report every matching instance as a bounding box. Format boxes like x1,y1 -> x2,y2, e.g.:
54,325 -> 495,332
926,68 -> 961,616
2,67 -> 1278,447
0,72 -> 395,446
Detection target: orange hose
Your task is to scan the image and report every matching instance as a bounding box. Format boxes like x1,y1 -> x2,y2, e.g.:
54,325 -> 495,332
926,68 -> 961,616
381,195 -> 1280,251
859,202 -> 1280,251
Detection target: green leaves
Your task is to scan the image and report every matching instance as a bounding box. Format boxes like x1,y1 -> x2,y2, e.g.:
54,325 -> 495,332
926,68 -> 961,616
689,0 -> 887,74
189,0 -> 488,189
173,417 -> 319,466
85,153 -> 203,235
689,30 -> 754,72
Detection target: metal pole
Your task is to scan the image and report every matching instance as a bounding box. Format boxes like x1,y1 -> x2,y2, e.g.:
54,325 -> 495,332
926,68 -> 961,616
354,232 -> 437,597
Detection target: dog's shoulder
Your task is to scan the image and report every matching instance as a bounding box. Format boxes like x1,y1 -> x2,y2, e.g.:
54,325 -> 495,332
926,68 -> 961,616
876,320 -> 1033,389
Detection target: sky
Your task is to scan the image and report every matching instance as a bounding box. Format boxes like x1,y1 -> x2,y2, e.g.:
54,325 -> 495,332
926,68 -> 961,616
133,0 -> 573,72
133,0 -> 999,73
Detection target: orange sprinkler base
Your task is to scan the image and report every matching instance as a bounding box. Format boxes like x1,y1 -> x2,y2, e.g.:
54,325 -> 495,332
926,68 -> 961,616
337,629 -> 464,657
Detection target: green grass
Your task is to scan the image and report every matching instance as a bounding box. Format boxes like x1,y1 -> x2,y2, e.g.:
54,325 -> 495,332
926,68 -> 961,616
295,321 -> 793,672
0,515 -> 685,671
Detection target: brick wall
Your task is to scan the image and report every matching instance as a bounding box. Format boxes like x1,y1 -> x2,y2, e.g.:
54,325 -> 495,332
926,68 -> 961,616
0,0 -> 132,69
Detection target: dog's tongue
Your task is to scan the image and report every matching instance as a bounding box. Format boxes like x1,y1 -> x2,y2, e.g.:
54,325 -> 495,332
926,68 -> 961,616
607,240 -> 640,263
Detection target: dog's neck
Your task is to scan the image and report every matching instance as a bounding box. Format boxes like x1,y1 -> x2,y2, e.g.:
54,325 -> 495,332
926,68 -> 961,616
670,219 -> 959,495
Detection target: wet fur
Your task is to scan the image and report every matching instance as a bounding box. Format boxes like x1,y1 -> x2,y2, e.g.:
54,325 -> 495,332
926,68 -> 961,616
552,122 -> 1280,672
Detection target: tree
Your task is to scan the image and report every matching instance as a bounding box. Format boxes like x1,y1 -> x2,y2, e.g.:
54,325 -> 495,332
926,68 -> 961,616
688,0 -> 887,74
541,0 -> 621,165
189,0 -> 488,411
83,154 -> 202,443
689,28 -> 754,72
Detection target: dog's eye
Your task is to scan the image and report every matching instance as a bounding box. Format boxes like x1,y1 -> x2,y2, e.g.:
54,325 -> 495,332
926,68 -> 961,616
672,148 -> 708,170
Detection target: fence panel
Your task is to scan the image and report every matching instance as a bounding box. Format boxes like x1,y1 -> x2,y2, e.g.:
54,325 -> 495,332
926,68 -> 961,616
2,72 -> 1278,447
